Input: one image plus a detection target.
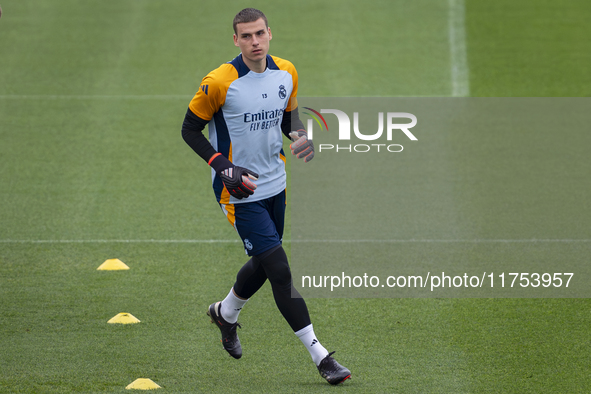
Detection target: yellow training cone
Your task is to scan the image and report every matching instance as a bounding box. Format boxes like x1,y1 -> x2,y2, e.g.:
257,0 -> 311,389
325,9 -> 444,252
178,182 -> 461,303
97,258 -> 130,270
126,378 -> 161,390
108,313 -> 141,324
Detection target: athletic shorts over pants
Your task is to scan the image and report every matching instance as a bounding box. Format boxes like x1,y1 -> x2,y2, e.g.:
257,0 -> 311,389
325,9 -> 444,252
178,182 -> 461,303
222,190 -> 286,256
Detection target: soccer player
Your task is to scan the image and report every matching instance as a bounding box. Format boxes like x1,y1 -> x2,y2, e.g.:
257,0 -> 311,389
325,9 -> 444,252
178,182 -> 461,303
181,8 -> 351,386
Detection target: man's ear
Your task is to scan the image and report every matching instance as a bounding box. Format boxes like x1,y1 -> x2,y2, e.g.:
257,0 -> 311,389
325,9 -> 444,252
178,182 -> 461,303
268,27 -> 272,40
233,34 -> 239,47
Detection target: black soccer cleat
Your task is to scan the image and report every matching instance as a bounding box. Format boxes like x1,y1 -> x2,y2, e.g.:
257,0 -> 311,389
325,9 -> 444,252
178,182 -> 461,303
317,351 -> 351,385
206,301 -> 242,359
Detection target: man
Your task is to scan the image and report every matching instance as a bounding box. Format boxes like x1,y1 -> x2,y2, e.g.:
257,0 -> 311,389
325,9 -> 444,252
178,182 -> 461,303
181,8 -> 351,386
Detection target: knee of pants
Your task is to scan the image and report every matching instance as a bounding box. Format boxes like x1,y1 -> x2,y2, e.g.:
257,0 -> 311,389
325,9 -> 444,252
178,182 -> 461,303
254,249 -> 292,288
264,264 -> 292,288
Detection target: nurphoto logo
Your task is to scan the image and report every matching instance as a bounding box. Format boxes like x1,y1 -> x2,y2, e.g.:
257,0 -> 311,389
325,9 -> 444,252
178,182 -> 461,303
303,107 -> 418,153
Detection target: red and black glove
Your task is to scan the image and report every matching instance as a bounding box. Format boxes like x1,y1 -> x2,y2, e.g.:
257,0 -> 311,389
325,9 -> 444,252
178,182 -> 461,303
208,153 -> 258,199
289,130 -> 314,163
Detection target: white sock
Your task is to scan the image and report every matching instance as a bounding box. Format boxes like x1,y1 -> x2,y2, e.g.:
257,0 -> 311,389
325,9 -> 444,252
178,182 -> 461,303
219,288 -> 248,324
295,324 -> 329,366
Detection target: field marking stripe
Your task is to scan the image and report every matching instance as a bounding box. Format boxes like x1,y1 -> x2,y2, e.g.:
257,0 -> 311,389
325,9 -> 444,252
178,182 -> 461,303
0,94 -> 448,100
449,0 -> 470,97
1,239 -> 590,244
0,94 -> 191,100
0,239 -> 240,244
295,239 -> 591,243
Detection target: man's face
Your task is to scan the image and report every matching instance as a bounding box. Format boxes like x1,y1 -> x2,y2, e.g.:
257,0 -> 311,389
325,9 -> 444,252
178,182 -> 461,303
233,18 -> 272,64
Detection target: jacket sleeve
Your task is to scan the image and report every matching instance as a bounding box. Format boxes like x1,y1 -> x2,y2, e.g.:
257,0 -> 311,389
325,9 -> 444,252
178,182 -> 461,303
181,108 -> 218,163
281,106 -> 306,139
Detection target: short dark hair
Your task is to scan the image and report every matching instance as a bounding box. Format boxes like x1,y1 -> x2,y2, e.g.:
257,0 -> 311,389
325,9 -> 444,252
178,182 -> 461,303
233,8 -> 268,34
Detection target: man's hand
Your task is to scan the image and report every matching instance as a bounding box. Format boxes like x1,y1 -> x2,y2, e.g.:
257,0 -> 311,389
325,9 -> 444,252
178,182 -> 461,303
208,153 -> 259,199
289,130 -> 314,163
219,166 -> 259,199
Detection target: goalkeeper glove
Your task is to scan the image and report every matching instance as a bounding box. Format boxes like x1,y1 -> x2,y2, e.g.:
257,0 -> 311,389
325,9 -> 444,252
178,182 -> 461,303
208,153 -> 258,199
289,130 -> 314,163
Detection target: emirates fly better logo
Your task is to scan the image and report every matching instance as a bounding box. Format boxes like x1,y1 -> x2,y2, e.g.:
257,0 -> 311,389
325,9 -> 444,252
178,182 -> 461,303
302,107 -> 418,153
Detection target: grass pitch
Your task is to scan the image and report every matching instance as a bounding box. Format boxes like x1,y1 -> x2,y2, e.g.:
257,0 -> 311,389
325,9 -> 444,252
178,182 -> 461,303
1,0 -> 591,393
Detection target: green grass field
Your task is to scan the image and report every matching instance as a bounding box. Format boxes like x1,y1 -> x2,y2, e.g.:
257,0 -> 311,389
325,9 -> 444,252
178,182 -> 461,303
1,0 -> 591,393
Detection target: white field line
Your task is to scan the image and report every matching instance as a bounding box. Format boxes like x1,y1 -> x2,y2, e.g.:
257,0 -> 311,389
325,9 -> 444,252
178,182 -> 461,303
1,239 -> 590,244
0,239 -> 240,244
449,0 -> 470,97
0,94 -> 453,100
293,239 -> 591,243
0,94 -> 190,100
